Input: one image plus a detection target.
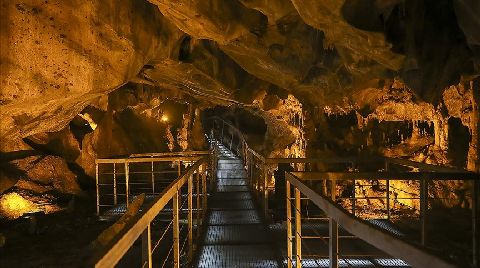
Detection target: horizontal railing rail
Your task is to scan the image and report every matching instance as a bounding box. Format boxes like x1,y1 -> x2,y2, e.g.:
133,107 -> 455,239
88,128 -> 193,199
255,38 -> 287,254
95,151 -> 211,215
92,157 -> 210,268
207,116 -> 479,267
285,171 -> 458,268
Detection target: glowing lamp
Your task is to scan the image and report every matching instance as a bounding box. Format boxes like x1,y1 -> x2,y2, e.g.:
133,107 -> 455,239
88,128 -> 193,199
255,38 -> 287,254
161,114 -> 169,122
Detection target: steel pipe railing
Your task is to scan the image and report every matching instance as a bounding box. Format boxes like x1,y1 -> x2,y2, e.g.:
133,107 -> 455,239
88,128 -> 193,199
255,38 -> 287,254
95,151 -> 210,215
92,157 -> 211,268
207,116 -> 479,267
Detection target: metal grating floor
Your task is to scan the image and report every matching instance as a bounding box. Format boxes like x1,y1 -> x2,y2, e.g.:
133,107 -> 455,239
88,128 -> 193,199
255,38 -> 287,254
203,225 -> 269,244
216,185 -> 250,192
195,143 -> 281,268
209,199 -> 255,210
217,179 -> 248,186
197,245 -> 279,268
208,210 -> 261,225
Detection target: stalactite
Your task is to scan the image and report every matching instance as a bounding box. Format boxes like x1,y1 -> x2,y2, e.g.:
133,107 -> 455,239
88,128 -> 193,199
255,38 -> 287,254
166,125 -> 175,152
467,80 -> 479,172
177,112 -> 191,151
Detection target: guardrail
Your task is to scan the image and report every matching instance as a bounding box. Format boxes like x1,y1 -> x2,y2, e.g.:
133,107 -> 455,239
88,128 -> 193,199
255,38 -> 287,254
95,151 -> 212,215
207,116 -> 479,267
92,157 -> 210,268
285,171 -> 462,268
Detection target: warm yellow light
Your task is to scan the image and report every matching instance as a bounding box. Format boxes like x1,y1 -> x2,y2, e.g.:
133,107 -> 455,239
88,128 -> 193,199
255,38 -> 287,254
161,114 -> 169,122
0,193 -> 38,219
79,113 -> 97,130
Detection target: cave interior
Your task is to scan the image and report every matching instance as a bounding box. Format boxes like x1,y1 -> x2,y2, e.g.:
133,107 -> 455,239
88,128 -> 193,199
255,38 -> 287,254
0,0 -> 479,267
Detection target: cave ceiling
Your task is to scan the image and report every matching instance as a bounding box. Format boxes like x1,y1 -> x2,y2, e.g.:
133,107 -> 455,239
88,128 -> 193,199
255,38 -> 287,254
1,0 -> 479,143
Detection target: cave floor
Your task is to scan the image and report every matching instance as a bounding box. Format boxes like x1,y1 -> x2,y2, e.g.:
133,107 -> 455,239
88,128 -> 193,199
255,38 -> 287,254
0,196 -> 109,267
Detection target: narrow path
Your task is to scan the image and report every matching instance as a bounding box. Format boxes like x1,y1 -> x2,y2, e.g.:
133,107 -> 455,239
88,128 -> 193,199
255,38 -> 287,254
195,141 -> 281,268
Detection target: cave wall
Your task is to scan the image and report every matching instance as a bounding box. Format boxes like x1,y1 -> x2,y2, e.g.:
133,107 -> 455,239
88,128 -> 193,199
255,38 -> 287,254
0,0 -> 175,142
0,0 -> 479,218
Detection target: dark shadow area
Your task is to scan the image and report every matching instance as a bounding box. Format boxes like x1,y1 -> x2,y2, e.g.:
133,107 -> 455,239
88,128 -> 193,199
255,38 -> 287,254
447,117 -> 470,168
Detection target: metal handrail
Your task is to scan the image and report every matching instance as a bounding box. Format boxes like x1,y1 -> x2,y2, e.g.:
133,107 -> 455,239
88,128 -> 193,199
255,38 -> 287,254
92,157 -> 209,268
207,116 -> 479,267
95,151 -> 211,215
129,151 -> 210,158
285,171 -> 458,268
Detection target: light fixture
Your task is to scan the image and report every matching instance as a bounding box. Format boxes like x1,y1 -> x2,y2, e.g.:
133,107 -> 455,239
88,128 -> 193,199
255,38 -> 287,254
161,114 -> 169,122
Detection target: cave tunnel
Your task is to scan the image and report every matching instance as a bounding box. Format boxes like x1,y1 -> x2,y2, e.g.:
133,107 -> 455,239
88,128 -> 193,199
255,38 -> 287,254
0,1 -> 479,267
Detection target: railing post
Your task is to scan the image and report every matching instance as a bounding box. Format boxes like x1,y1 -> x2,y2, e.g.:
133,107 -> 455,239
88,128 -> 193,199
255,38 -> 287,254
263,164 -> 269,219
295,187 -> 302,268
286,180 -> 293,268
473,179 -> 479,267
202,165 -> 207,215
329,219 -> 338,268
386,179 -> 390,220
113,163 -> 117,206
173,189 -> 180,268
352,179 -> 355,216
385,161 -> 390,220
221,121 -> 224,143
196,169 -> 201,239
330,179 -> 338,268
141,223 -> 152,268
420,178 -> 427,245
178,161 -> 182,177
96,163 -> 99,216
125,161 -> 130,208
151,160 -> 155,194
188,173 -> 193,263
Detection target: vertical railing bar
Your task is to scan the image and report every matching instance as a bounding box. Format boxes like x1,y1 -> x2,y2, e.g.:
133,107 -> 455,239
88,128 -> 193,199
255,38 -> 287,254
330,178 -> 338,268
420,178 -> 427,245
295,187 -> 302,268
125,161 -> 130,208
329,218 -> 338,268
96,163 -> 100,216
473,179 -> 479,267
113,163 -> 117,206
178,161 -> 182,177
352,178 -> 355,216
264,164 -> 269,219
141,223 -> 152,268
202,165 -> 207,215
188,173 -> 193,263
151,159 -> 155,194
173,189 -> 180,268
286,180 -> 293,268
196,169 -> 201,240
386,179 -> 390,220
385,161 -> 390,220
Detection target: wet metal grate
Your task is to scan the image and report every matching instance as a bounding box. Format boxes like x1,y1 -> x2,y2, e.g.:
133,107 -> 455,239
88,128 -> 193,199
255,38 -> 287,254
217,179 -> 248,186
197,245 -> 279,268
211,191 -> 252,201
210,199 -> 255,210
208,210 -> 261,225
216,185 -> 249,192
204,225 -> 268,244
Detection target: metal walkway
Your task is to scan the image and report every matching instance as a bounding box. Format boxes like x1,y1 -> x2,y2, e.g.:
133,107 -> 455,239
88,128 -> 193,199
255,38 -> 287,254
195,141 -> 281,267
